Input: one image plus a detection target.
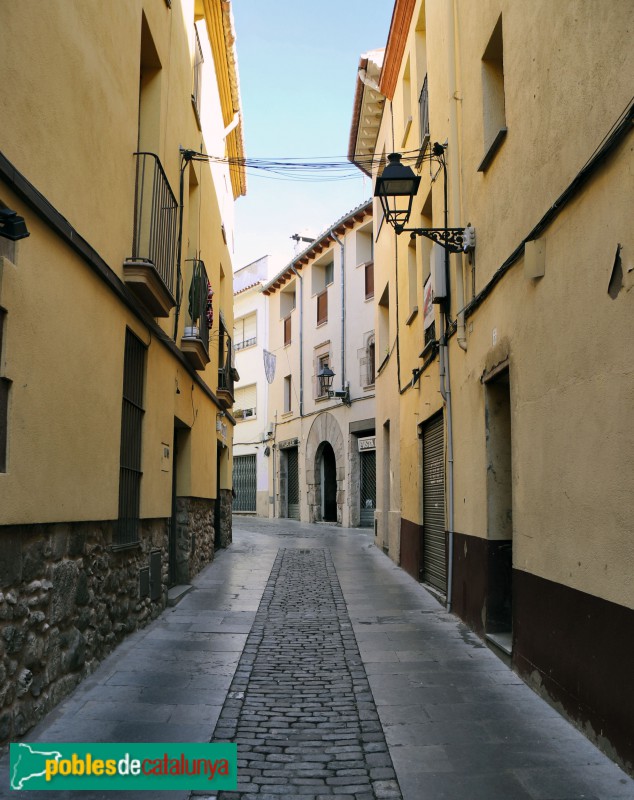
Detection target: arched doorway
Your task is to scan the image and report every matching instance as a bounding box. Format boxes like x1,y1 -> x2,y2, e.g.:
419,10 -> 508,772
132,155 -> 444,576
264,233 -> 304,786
320,442 -> 337,522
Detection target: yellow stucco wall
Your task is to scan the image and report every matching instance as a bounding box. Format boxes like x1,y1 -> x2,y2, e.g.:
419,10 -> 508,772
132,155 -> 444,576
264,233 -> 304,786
374,0 -> 634,608
0,0 -> 238,525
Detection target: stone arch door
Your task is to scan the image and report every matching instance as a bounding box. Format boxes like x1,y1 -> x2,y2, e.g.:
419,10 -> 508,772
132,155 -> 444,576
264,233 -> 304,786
306,412 -> 345,524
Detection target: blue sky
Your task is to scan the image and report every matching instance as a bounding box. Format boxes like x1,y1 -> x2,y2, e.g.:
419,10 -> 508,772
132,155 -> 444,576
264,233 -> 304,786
231,0 -> 393,275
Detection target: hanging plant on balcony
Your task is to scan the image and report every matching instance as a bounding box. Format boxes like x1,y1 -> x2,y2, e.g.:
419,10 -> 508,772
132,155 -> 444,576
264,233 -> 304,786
206,280 -> 214,331
187,260 -> 203,334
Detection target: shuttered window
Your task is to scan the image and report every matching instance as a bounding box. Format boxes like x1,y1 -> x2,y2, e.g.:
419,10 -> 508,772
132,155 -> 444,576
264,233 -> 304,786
234,383 -> 257,420
317,290 -> 328,325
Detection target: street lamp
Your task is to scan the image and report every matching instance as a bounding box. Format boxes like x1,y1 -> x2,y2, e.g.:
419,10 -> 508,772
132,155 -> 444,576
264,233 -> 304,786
0,208 -> 30,241
374,150 -> 474,254
317,365 -> 351,406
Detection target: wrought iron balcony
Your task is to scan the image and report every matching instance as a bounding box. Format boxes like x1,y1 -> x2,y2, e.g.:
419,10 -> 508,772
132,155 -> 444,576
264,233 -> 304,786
180,259 -> 211,371
217,326 -> 237,408
123,152 -> 177,317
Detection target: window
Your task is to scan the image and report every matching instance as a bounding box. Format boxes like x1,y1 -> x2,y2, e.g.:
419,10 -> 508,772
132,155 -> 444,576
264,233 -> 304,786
356,226 -> 373,264
0,310 -> 9,472
365,262 -> 374,300
402,57 -> 412,146
367,336 -> 376,386
317,290 -> 328,325
312,258 -> 334,295
284,375 -> 292,413
280,282 -> 296,317
117,329 -> 146,546
325,261 -> 334,286
284,315 -> 292,346
234,384 -> 257,420
378,283 -> 390,366
234,312 -> 257,350
191,24 -> 204,125
479,14 -> 507,171
408,238 -> 418,316
316,354 -> 330,398
418,74 -> 430,156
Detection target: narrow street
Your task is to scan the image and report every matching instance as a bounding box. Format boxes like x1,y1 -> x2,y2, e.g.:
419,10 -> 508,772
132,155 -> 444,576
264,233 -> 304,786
2,517 -> 632,800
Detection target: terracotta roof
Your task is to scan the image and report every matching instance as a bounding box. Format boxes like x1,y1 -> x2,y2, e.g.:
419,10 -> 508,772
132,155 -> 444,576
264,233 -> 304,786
263,199 -> 372,296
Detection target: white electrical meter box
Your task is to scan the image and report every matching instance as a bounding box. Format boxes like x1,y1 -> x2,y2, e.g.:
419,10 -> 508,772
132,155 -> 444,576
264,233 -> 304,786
430,244 -> 447,303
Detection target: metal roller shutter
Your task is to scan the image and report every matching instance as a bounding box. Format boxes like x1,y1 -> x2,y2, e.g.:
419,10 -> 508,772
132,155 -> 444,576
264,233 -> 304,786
422,414 -> 446,592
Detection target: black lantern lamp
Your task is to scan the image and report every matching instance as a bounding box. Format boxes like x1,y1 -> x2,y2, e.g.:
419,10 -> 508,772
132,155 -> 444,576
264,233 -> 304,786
317,365 -> 351,406
0,208 -> 30,241
374,153 -> 421,233
374,149 -> 474,254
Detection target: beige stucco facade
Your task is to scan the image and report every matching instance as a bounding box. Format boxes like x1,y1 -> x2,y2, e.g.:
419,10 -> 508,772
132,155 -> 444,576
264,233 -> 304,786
0,0 -> 245,743
264,203 -> 377,529
351,0 -> 634,772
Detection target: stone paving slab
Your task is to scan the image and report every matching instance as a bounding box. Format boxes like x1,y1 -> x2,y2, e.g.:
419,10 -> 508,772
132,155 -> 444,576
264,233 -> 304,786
0,516 -> 632,800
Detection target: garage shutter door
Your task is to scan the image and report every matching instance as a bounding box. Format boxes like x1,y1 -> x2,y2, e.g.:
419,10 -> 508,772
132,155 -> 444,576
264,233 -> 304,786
422,414 -> 445,592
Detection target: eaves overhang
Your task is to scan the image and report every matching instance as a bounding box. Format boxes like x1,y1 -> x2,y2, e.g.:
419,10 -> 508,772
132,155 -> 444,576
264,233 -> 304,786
202,0 -> 247,198
348,49 -> 386,177
262,199 -> 372,297
380,0 -> 416,101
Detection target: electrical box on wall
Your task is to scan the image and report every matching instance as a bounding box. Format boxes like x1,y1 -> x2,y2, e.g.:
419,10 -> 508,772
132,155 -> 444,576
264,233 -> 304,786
525,239 -> 545,279
430,244 -> 447,302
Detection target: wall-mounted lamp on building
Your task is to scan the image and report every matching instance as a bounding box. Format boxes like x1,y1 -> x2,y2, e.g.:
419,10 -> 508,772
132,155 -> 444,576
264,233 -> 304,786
374,150 -> 474,254
0,208 -> 30,241
317,365 -> 351,406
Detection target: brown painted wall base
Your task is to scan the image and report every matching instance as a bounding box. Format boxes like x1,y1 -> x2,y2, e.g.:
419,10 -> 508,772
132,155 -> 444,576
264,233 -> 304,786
513,569 -> 634,773
451,532 -> 512,635
400,518 -> 423,581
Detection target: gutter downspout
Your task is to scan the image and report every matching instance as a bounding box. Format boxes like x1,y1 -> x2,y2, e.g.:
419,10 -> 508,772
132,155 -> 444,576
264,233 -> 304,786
332,231 -> 346,394
447,0 -> 467,352
290,265 -> 304,417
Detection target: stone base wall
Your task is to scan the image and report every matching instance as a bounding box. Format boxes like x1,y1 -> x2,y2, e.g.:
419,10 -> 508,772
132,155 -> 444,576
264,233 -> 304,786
218,490 -> 233,548
175,497 -> 215,583
0,519 -> 168,744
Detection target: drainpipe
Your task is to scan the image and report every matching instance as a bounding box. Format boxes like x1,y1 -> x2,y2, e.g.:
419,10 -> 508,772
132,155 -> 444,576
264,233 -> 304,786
447,0 -> 467,351
438,309 -> 455,613
331,231 -> 346,394
289,265 -> 304,417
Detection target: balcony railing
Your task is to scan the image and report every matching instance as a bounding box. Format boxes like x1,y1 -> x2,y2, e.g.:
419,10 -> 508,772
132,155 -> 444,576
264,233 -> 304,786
234,336 -> 256,351
180,259 -> 211,370
124,152 -> 178,316
217,327 -> 237,408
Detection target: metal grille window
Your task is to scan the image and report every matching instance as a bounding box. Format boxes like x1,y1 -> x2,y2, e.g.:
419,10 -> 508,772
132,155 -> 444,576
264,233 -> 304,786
234,384 -> 257,420
117,330 -> 146,546
365,261 -> 374,299
284,315 -> 291,346
286,447 -> 300,520
317,290 -> 328,325
360,449 -> 376,528
234,312 -> 257,350
191,25 -> 204,124
233,454 -> 257,511
0,310 -> 8,472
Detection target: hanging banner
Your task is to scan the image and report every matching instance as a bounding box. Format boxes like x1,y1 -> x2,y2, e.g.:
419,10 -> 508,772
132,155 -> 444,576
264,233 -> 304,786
263,349 -> 276,384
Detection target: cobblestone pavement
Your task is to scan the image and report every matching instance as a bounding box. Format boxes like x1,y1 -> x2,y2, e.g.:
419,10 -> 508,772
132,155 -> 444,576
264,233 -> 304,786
1,516 -> 633,800
208,547 -> 401,800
